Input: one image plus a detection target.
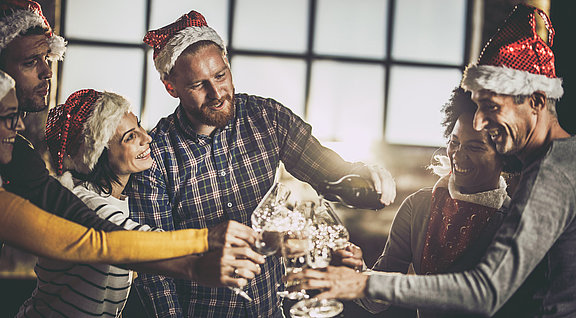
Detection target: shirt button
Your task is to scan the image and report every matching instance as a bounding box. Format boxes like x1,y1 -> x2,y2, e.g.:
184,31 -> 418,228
227,202 -> 233,208
220,171 -> 226,176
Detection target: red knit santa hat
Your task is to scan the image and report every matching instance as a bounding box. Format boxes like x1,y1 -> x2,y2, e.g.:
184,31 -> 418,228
461,4 -> 563,99
0,0 -> 66,60
45,89 -> 132,175
143,10 -> 226,81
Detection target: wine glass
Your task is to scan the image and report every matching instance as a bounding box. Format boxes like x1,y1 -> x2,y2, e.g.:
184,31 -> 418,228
251,182 -> 292,256
256,182 -> 292,211
251,204 -> 289,257
278,205 -> 312,300
289,199 -> 346,318
229,182 -> 292,301
313,200 -> 350,251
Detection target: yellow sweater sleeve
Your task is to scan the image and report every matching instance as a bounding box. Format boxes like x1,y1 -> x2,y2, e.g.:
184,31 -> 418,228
0,188 -> 208,263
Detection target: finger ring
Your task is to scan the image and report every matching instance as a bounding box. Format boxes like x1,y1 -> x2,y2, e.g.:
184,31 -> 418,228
234,268 -> 240,276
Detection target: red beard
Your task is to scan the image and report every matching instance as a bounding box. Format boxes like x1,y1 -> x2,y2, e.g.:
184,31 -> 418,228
193,93 -> 235,128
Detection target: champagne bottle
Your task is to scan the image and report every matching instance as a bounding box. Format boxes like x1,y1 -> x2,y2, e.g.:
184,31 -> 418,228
317,174 -> 385,210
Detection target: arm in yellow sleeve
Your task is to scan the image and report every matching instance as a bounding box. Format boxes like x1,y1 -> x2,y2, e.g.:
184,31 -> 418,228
0,188 -> 208,263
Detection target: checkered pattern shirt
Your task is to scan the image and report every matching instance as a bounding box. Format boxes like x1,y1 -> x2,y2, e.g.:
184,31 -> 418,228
127,94 -> 364,317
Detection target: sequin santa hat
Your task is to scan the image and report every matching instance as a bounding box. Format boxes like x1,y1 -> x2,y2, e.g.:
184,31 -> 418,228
0,70 -> 15,100
0,0 -> 66,60
143,10 -> 226,80
45,89 -> 132,175
461,4 -> 563,99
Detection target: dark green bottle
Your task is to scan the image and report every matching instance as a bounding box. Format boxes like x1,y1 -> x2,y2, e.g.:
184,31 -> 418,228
318,174 -> 386,210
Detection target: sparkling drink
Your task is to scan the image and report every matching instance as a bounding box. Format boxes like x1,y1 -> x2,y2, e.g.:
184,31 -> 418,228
254,230 -> 282,256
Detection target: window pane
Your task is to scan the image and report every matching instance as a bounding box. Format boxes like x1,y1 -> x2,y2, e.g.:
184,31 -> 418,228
64,0 -> 146,43
315,0 -> 387,59
233,0 -> 308,53
143,51 -> 179,130
59,45 -> 144,118
392,0 -> 466,65
149,0 -> 229,43
386,66 -> 462,146
231,56 -> 306,117
308,61 -> 384,142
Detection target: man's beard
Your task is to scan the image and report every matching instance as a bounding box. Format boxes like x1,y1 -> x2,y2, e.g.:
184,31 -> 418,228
17,86 -> 48,113
191,94 -> 235,128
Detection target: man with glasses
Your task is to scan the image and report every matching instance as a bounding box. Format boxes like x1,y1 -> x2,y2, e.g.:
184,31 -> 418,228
0,0 -> 127,231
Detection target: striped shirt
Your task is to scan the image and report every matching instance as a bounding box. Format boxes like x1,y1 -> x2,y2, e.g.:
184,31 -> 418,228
18,180 -> 158,317
127,94 -> 364,317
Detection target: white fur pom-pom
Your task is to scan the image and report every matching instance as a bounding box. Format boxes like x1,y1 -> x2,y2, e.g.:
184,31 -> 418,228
47,35 -> 67,61
428,155 -> 451,177
56,171 -> 75,191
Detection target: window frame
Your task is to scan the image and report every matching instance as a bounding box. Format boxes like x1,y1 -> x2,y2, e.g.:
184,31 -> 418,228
57,0 -> 476,148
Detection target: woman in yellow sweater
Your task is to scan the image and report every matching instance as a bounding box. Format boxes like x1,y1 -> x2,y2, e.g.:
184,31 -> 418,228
0,71 -> 263,286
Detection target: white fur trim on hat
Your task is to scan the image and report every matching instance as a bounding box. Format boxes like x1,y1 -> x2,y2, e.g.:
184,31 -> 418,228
71,92 -> 132,174
154,26 -> 226,80
47,34 -> 66,61
0,9 -> 66,60
0,71 -> 15,100
461,64 -> 564,99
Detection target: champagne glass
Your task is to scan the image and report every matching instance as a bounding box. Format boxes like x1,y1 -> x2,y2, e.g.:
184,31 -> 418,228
256,182 -> 291,211
289,200 -> 345,318
251,183 -> 292,256
313,200 -> 350,251
278,206 -> 312,300
229,183 -> 292,301
251,204 -> 288,257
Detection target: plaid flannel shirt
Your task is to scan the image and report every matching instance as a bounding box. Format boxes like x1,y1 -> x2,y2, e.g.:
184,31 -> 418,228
127,94 -> 364,317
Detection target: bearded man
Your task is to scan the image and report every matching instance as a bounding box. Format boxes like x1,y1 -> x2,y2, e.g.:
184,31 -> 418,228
127,10 -> 397,318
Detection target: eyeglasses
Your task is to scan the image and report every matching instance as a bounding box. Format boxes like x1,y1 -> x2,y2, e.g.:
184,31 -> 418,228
0,111 -> 25,130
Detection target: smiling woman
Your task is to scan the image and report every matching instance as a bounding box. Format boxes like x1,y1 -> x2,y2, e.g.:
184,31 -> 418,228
17,89 -> 165,317
350,87 -> 517,317
0,71 -> 24,165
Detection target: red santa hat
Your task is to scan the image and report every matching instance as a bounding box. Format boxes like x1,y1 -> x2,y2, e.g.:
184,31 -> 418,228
0,0 -> 66,61
0,70 -> 15,101
143,10 -> 226,81
45,89 -> 132,175
461,4 -> 563,99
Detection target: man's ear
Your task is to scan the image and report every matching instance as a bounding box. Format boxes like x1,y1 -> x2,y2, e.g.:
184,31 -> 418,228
530,91 -> 547,112
163,80 -> 178,98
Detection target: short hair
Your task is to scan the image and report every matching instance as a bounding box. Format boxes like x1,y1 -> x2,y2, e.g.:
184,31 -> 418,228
440,87 -> 477,139
0,25 -> 50,69
72,148 -> 122,196
441,87 -> 523,174
512,94 -> 557,117
165,40 -> 226,80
